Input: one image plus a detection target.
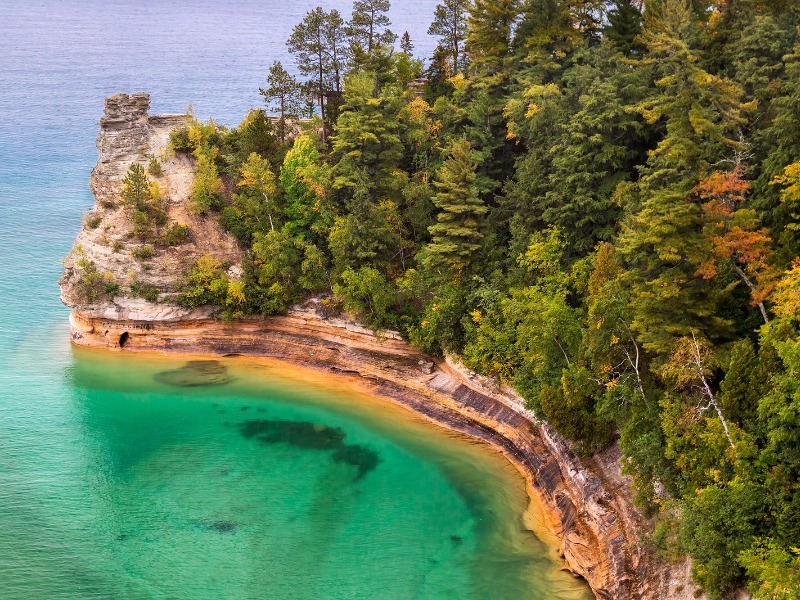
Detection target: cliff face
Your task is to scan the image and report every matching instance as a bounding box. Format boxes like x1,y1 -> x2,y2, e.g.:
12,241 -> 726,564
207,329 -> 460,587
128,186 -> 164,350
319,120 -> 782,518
60,92 -> 242,321
61,94 -> 703,600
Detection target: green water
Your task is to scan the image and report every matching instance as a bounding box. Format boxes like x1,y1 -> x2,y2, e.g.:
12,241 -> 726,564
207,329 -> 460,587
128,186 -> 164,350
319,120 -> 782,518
0,325 -> 592,599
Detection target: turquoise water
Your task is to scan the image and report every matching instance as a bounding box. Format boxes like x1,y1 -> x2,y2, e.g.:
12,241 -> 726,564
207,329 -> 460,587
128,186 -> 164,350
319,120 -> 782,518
0,2 -> 592,598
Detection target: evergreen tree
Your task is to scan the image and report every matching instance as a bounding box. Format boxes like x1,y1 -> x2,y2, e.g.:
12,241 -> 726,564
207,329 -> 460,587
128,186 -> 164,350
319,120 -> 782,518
617,0 -> 754,354
466,0 -> 521,80
423,44 -> 455,101
504,42 -> 650,257
428,0 -> 469,74
605,0 -> 644,55
121,163 -> 152,212
287,8 -> 347,128
346,0 -> 396,57
331,71 -> 404,203
259,61 -> 301,143
400,31 -> 414,55
424,138 -> 487,278
329,71 -> 405,271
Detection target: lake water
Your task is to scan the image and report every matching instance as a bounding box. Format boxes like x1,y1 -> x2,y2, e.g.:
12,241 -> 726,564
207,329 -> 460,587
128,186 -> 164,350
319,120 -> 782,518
0,1 -> 592,598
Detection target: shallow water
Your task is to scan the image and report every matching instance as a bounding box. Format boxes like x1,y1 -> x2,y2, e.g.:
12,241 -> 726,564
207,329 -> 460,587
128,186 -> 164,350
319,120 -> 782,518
0,1 -> 593,598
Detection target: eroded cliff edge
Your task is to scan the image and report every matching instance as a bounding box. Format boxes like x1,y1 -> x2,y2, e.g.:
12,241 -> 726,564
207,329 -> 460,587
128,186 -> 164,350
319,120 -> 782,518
61,93 -> 702,600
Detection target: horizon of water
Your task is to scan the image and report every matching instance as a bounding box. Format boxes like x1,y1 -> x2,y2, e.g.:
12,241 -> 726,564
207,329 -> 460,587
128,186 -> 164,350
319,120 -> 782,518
0,1 -> 593,598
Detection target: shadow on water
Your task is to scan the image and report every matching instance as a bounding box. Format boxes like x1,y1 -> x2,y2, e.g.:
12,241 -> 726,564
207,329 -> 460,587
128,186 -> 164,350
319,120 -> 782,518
154,360 -> 232,387
239,419 -> 380,480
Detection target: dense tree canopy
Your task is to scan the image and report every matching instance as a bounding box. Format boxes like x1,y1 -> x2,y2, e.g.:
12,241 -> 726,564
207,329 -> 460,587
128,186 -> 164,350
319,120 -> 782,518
171,2 -> 800,597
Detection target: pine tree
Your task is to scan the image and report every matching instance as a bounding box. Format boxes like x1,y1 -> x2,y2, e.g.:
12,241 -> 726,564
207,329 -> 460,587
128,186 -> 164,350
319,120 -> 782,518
121,163 -> 151,212
331,71 -> 404,202
329,71 -> 405,271
466,0 -> 521,80
287,8 -> 347,128
617,0 -> 754,354
424,138 -> 487,277
605,0 -> 644,55
400,31 -> 414,55
347,0 -> 396,57
259,61 -> 301,143
505,42 -> 650,257
428,0 -> 469,74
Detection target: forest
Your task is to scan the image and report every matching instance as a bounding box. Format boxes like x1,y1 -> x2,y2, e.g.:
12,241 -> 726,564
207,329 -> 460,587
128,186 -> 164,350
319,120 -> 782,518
118,0 -> 800,597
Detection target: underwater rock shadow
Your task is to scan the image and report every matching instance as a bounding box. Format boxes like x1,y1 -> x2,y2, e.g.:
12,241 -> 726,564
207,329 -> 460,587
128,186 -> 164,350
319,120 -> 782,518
154,360 -> 233,387
239,419 -> 380,480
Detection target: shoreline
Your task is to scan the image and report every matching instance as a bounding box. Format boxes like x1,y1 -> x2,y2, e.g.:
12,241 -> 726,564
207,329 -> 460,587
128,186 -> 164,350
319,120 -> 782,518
67,308 -> 699,599
73,344 -> 591,597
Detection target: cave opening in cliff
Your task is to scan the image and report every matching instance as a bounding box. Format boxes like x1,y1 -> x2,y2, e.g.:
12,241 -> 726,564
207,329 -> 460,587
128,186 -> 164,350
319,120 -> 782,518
119,332 -> 129,348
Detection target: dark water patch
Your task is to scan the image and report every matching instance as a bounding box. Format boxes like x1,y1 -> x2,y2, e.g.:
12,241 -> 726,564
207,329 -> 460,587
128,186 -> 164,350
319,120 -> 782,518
451,535 -> 463,544
239,419 -> 380,480
209,520 -> 236,533
154,360 -> 232,387
240,406 -> 249,411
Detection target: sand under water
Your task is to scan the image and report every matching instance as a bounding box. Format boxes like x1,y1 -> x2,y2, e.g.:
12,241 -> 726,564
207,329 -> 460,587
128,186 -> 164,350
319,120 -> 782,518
0,346 -> 594,599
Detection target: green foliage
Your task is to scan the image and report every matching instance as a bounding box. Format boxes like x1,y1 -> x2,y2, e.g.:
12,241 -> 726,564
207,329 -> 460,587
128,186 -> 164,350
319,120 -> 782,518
260,61 -> 302,143
130,280 -> 160,303
121,163 -> 169,242
428,0 -> 469,73
424,138 -> 486,278
680,480 -> 766,598
739,538 -> 800,600
180,255 -> 231,309
191,146 -> 224,214
605,0 -> 644,55
131,244 -> 154,261
287,7 -> 347,125
346,0 -> 396,57
84,213 -> 102,229
335,266 -> 398,330
244,228 -> 329,315
148,155 -> 163,177
74,251 -> 118,303
160,223 -> 190,247
280,135 -> 333,243
160,5 -> 800,596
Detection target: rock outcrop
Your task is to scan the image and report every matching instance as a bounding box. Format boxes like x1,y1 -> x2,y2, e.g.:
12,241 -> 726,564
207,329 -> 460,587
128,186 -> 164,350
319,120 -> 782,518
60,92 -> 242,321
61,94 -> 704,600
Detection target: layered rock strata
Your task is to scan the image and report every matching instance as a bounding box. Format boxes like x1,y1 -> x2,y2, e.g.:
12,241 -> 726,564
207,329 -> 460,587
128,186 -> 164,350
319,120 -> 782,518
62,93 -> 702,600
60,92 -> 242,321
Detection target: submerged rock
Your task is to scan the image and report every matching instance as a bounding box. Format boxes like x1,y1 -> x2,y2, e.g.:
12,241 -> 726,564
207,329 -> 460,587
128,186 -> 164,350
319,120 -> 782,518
239,419 -> 380,480
209,520 -> 236,533
154,360 -> 231,387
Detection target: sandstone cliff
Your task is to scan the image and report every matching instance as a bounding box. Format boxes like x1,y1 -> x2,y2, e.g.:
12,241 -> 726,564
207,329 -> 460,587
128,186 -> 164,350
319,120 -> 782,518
61,93 -> 704,600
60,92 -> 242,321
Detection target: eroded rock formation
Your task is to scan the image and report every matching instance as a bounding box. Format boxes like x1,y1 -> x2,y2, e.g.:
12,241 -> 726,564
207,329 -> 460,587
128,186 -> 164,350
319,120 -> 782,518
61,93 -> 704,600
60,92 -> 242,321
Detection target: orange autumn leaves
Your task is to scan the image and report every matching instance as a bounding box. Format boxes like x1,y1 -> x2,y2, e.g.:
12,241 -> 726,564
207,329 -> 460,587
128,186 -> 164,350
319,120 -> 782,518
693,166 -> 774,307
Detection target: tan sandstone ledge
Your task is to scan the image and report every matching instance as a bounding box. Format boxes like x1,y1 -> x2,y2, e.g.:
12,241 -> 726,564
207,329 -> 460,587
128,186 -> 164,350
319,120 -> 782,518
68,305 -> 701,600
